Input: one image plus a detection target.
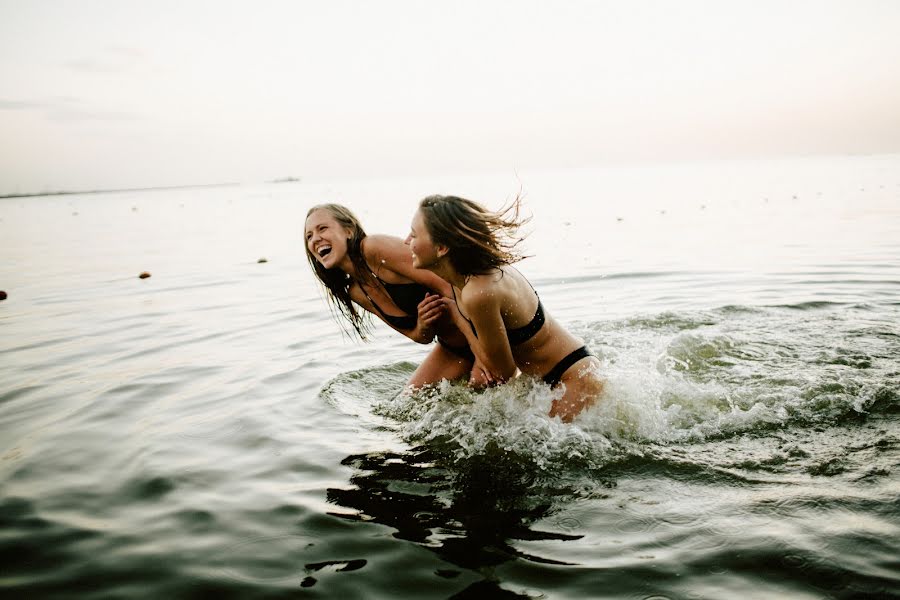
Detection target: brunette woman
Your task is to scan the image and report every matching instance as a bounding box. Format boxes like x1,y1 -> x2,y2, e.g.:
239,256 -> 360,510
405,195 -> 603,422
305,204 -> 473,387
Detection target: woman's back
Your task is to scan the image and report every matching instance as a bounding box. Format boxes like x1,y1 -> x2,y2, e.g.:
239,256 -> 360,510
455,267 -> 584,379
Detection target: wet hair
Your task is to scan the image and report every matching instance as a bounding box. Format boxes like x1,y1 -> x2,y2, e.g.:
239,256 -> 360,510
305,203 -> 375,339
418,195 -> 530,275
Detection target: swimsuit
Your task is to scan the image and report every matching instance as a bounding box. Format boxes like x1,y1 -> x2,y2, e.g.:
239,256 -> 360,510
438,337 -> 476,361
450,284 -> 545,345
542,346 -> 593,387
359,271 -> 473,360
452,276 -> 593,386
360,277 -> 424,331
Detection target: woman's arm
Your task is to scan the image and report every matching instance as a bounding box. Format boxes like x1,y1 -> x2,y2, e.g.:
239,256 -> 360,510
458,279 -> 518,382
363,235 -> 452,296
347,283 -> 441,343
356,236 -> 447,344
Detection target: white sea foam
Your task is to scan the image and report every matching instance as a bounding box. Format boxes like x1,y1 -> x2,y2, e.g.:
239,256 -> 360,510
320,301 -> 896,473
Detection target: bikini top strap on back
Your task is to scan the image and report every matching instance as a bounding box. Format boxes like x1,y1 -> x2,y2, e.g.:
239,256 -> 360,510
506,269 -> 545,344
450,271 -> 544,345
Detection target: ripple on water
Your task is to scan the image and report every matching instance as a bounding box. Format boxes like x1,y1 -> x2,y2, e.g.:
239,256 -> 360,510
614,514 -> 662,536
319,361 -> 412,424
625,311 -> 719,331
806,457 -> 848,477
172,508 -> 217,533
111,485 -> 168,519
216,534 -> 318,585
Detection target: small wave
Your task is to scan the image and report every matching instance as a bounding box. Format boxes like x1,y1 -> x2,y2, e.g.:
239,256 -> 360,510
717,304 -> 766,315
625,312 -> 718,331
375,377 -> 614,470
532,273 -> 611,287
793,278 -> 900,286
0,385 -> 45,406
324,361 -> 876,473
319,304 -> 898,473
319,362 -> 412,427
601,270 -> 701,281
770,300 -> 847,310
320,366 -> 892,475
867,386 -> 900,415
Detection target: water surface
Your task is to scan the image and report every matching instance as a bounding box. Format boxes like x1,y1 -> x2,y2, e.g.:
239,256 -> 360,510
1,155 -> 899,598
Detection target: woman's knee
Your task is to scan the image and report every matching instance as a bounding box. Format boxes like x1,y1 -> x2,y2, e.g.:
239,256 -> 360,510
408,345 -> 472,387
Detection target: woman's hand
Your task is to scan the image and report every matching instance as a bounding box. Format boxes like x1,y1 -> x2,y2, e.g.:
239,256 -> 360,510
468,359 -> 495,389
413,293 -> 445,342
439,296 -> 471,334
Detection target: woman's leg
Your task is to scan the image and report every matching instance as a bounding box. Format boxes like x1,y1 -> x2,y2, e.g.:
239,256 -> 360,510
408,343 -> 473,388
548,356 -> 603,423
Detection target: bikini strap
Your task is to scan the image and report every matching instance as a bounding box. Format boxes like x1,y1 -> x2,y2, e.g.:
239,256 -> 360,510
511,266 -> 539,298
357,278 -> 390,320
449,285 -> 471,321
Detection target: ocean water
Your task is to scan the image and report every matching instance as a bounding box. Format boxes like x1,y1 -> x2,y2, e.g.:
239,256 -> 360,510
1,155 -> 898,599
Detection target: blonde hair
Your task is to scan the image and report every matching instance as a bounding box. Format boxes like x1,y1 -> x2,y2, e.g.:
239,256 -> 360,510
305,204 -> 374,339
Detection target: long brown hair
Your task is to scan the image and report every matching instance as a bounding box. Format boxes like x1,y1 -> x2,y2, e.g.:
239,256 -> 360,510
305,204 -> 375,339
418,194 -> 530,275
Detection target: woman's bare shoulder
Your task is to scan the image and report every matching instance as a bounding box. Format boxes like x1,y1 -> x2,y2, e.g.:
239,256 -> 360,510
361,234 -> 404,259
460,274 -> 504,308
468,268 -> 519,293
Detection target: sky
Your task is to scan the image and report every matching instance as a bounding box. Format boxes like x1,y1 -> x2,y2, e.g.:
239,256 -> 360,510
1,0 -> 899,194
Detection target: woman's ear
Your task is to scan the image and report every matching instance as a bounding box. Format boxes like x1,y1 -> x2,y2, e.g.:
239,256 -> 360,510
436,244 -> 449,258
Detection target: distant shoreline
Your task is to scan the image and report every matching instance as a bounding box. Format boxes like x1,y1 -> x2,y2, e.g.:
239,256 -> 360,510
0,181 -> 242,200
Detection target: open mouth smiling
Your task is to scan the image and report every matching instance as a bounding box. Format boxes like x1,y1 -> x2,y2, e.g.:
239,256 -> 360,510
316,244 -> 332,258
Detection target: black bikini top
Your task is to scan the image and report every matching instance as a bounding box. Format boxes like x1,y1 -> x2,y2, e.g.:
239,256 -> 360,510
359,271 -> 430,331
508,297 -> 545,344
451,278 -> 545,345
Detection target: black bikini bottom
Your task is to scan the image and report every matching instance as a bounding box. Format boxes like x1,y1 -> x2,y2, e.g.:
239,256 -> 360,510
437,338 -> 475,362
542,346 -> 593,387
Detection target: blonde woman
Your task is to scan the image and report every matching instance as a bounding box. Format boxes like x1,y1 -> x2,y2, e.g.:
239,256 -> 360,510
305,204 -> 473,387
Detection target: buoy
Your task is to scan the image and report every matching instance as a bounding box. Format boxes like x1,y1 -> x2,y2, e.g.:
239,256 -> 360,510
257,258 -> 268,264
0,290 -> 7,301
139,272 -> 151,279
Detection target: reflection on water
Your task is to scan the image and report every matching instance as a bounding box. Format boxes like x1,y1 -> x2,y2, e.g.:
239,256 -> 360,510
327,446 -> 589,597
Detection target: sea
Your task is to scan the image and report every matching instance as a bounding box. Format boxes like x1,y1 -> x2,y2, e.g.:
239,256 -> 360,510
2,154 -> 899,599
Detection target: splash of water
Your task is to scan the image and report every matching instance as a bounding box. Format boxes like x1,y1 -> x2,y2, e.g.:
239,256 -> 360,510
321,306 -> 898,472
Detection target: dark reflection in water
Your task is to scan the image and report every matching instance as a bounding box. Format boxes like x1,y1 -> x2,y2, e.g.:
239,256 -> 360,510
326,444 -> 589,598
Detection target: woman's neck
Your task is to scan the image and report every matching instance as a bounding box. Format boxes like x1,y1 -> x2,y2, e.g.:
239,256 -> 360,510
429,260 -> 467,290
337,258 -> 355,278
339,238 -> 369,280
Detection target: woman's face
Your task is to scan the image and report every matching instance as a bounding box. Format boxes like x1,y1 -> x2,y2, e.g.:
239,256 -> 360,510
405,209 -> 442,269
305,209 -> 352,270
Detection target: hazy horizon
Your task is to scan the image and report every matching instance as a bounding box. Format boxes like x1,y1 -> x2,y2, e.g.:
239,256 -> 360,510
2,0 -> 900,195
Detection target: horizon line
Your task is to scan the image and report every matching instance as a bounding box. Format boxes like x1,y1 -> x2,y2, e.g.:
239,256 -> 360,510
0,181 -> 245,200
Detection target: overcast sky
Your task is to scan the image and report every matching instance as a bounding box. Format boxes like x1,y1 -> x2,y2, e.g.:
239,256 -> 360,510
1,0 -> 899,193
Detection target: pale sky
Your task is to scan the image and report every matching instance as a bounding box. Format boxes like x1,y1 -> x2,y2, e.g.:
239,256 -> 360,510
1,0 -> 899,194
